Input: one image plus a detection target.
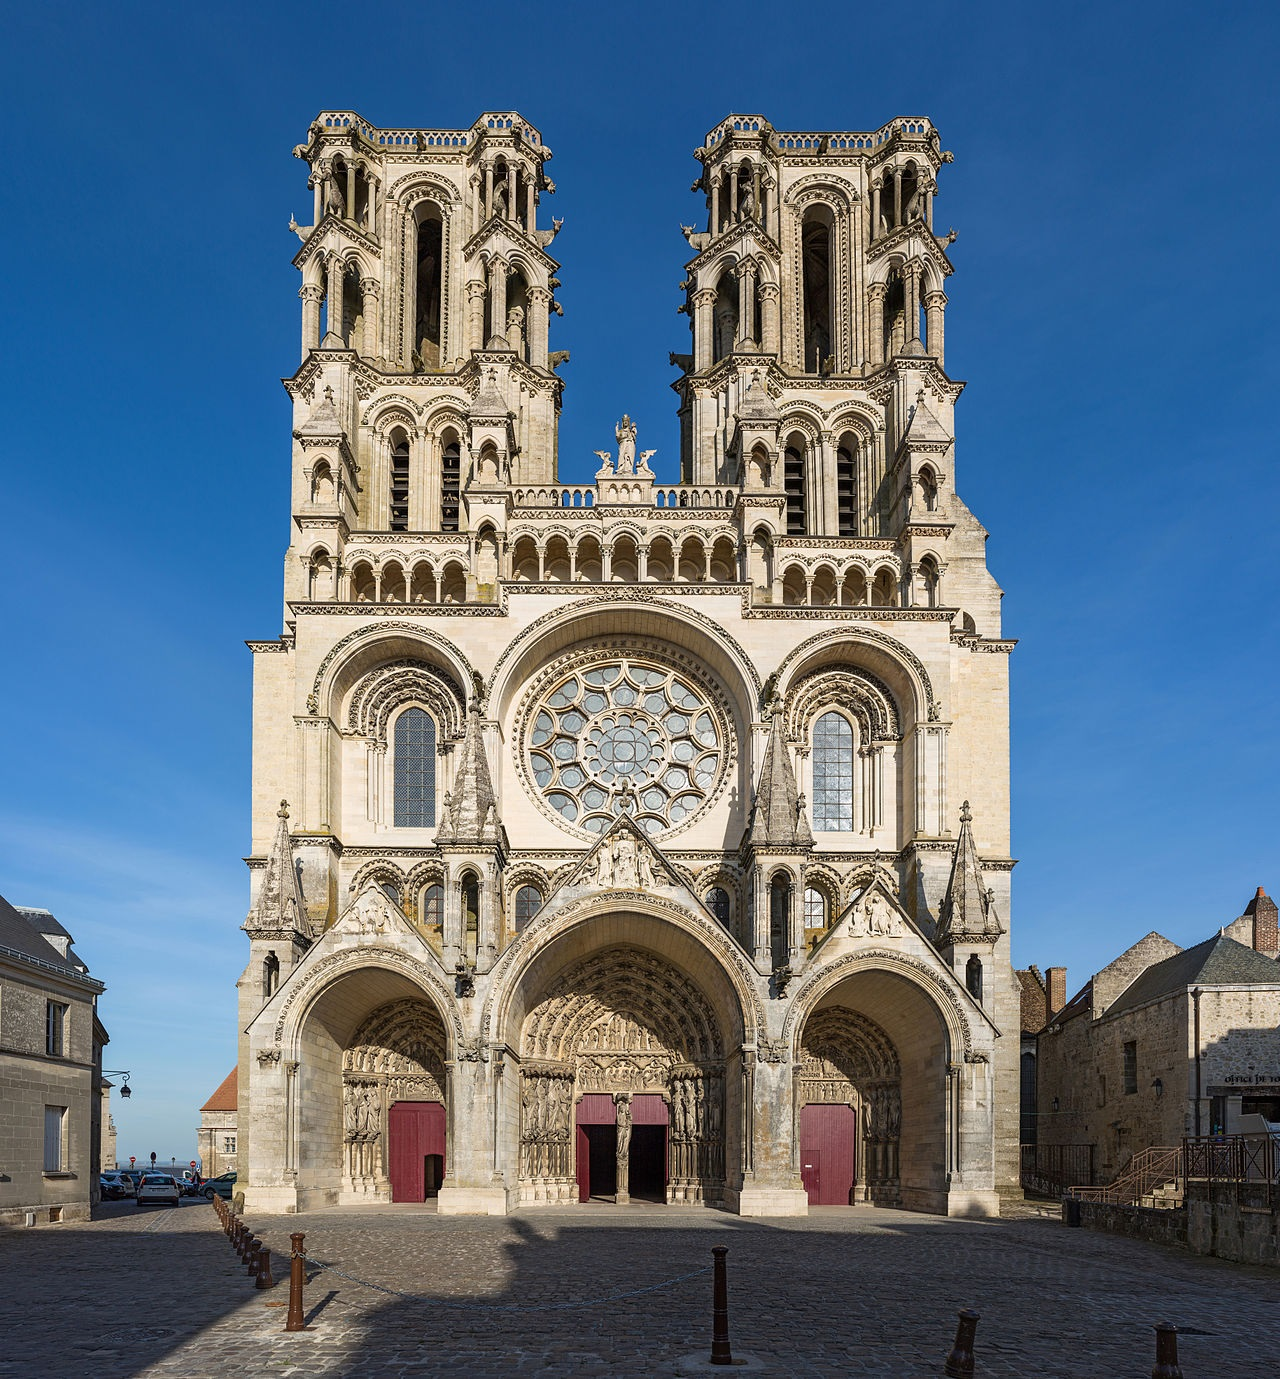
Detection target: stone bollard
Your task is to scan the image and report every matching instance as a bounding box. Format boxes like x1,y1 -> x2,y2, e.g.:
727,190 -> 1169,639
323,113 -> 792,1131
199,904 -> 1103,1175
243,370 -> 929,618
1152,1324 -> 1182,1379
256,1246 -> 275,1290
284,1232 -> 308,1333
709,1245 -> 732,1366
943,1309 -> 980,1377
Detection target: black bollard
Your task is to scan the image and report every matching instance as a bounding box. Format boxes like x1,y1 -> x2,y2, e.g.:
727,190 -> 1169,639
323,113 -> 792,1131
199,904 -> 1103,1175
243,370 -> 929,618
944,1309 -> 979,1377
284,1233 -> 308,1332
710,1245 -> 732,1366
1152,1324 -> 1182,1379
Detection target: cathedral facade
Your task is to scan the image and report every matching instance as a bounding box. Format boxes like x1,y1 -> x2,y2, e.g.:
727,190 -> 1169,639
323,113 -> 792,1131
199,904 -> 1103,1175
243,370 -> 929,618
237,110 -> 1016,1218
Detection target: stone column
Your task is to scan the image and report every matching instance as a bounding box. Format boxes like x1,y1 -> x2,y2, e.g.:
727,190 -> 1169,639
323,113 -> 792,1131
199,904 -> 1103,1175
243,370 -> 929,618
923,180 -> 934,231
752,164 -> 762,220
751,864 -> 769,969
483,162 -> 494,221
870,182 -> 881,240
924,290 -> 947,367
443,875 -> 462,971
614,1093 -> 632,1204
892,168 -> 902,228
360,278 -> 380,359
527,286 -> 551,369
710,174 -> 720,234
466,279 -> 487,355
693,289 -> 716,372
867,283 -> 887,368
345,162 -> 357,221
326,256 -> 345,345
737,260 -> 757,347
311,175 -> 322,226
638,544 -> 649,581
487,257 -> 508,346
905,264 -> 921,345
525,177 -> 536,231
470,174 -> 481,235
300,283 -> 323,359
366,176 -> 378,234
729,163 -> 739,221
818,431 -> 836,536
759,282 -> 780,355
507,163 -> 518,221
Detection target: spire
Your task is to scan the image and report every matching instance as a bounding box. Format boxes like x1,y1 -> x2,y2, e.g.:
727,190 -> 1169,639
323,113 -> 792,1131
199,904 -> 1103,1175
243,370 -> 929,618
751,710 -> 813,847
247,800 -> 310,938
937,800 -> 1001,944
437,705 -> 500,845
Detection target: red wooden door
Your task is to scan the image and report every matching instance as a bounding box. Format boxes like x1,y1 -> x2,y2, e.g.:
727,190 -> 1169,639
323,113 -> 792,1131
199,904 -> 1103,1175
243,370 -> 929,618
575,1094 -> 616,1202
800,1103 -> 856,1206
388,1101 -> 445,1203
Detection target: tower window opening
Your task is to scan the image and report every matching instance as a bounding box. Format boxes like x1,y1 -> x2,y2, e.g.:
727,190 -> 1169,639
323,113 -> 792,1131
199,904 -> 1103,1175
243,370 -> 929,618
884,272 -> 906,360
393,707 -> 436,827
803,887 -> 826,930
462,875 -> 480,963
966,954 -> 984,1004
706,887 -> 731,927
812,711 -> 854,831
784,439 -> 807,535
415,209 -> 443,370
262,951 -> 280,998
713,268 -> 738,362
420,883 -> 444,930
801,211 -> 833,374
836,439 -> 857,537
769,874 -> 791,970
441,433 -> 461,532
390,431 -> 410,532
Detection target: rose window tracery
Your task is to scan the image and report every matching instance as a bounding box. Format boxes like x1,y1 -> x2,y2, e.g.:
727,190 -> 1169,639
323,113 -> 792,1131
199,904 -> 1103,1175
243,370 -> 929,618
525,658 -> 725,836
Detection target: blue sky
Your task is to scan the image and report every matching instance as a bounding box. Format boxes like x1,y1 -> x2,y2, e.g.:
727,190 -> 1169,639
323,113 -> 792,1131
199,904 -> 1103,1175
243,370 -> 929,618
2,1 -> 1277,1161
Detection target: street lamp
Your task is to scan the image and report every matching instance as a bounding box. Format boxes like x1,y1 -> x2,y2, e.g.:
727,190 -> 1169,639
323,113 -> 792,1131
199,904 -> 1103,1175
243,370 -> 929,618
103,1070 -> 133,1099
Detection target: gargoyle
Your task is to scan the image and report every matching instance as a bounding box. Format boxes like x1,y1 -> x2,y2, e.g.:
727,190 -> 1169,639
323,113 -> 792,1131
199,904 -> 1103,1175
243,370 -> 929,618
535,217 -> 564,248
680,225 -> 711,252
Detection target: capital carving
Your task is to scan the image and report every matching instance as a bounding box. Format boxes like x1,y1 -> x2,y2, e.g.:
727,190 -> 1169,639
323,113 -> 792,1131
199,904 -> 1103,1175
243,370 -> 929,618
299,284 -> 324,303
466,280 -> 488,301
692,288 -> 717,308
868,282 -> 888,301
924,291 -> 948,308
360,277 -> 380,298
758,281 -> 780,301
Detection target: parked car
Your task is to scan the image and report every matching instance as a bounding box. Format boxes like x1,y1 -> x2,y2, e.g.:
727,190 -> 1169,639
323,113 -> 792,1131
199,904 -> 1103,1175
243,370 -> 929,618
136,1173 -> 181,1208
202,1171 -> 237,1201
118,1169 -> 146,1193
99,1175 -> 131,1201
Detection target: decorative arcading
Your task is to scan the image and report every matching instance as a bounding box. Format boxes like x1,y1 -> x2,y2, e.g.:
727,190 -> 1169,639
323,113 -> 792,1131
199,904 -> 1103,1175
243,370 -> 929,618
784,666 -> 902,743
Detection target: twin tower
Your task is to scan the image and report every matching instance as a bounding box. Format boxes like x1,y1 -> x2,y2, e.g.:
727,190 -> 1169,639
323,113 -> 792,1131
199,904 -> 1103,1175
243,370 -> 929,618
286,110 -> 959,596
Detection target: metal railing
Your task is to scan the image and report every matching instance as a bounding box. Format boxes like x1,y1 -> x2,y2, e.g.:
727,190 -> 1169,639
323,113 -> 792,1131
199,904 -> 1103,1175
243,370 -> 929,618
1183,1131 -> 1280,1208
1020,1143 -> 1094,1199
1068,1145 -> 1182,1207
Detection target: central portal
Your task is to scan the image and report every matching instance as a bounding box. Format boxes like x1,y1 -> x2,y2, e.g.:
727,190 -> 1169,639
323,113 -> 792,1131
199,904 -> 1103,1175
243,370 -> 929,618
519,943 -> 727,1205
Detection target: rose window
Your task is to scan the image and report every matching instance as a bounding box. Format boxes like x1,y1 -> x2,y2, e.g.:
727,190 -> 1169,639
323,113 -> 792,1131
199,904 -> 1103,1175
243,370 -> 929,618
526,659 -> 724,836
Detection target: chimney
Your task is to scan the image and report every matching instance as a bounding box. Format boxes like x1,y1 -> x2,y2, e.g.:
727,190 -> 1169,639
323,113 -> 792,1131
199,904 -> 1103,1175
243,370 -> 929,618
1046,966 -> 1067,1019
1246,887 -> 1278,956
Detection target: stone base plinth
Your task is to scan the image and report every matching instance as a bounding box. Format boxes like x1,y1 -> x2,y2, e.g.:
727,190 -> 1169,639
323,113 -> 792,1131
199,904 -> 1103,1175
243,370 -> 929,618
730,1186 -> 809,1217
437,1184 -> 511,1216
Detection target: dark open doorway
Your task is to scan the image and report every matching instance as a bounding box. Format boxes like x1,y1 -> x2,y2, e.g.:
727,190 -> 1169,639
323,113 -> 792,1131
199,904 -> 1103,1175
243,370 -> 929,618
585,1124 -> 617,1199
628,1125 -> 666,1202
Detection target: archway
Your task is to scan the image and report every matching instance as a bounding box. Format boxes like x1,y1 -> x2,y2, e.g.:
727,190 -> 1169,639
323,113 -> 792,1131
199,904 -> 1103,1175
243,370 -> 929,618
291,966 -> 452,1205
520,944 -> 725,1204
794,967 -> 953,1213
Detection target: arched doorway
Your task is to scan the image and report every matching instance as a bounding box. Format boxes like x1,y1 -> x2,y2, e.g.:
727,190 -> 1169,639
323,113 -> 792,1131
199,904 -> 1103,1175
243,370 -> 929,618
518,944 -> 728,1205
797,1007 -> 900,1205
344,998 -> 449,1202
794,967 -> 953,1213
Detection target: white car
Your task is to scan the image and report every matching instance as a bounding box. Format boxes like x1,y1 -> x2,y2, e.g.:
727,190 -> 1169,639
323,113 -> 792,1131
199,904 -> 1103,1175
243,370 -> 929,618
135,1173 -> 181,1207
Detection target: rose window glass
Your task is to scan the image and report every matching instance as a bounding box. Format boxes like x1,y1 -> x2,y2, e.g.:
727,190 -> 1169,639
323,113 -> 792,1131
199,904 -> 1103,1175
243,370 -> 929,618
527,660 -> 723,836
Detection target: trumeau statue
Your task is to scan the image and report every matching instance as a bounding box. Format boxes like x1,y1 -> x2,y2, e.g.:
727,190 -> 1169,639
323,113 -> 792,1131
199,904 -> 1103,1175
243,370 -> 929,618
615,414 -> 637,474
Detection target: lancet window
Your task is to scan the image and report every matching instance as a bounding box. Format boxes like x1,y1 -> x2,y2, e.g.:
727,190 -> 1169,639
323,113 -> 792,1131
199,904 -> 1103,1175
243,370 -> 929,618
706,887 -> 731,927
389,429 -> 410,531
392,707 -> 436,827
514,885 -> 543,932
801,209 -> 833,374
414,206 -> 443,370
812,711 -> 855,831
441,433 -> 461,533
784,438 -> 807,535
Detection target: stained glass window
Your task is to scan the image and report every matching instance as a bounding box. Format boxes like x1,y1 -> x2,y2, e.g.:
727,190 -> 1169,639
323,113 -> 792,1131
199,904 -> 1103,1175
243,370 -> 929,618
812,711 -> 854,831
706,887 -> 731,926
804,887 -> 826,928
394,708 -> 436,827
526,658 -> 723,836
515,885 -> 543,931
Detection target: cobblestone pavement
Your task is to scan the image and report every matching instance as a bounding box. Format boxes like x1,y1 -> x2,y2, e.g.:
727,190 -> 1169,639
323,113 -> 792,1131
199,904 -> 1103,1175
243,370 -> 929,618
2,1196 -> 1278,1377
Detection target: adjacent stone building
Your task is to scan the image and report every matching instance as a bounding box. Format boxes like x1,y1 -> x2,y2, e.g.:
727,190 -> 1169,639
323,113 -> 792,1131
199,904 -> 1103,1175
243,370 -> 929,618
197,1070 -> 239,1178
1037,890 -> 1280,1183
0,897 -> 107,1226
236,109 -> 1018,1218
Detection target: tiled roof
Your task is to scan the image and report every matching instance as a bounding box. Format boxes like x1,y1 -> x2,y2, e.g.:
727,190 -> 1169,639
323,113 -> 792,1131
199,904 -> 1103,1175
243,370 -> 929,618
1106,934 -> 1280,1018
0,895 -> 94,982
201,1069 -> 238,1112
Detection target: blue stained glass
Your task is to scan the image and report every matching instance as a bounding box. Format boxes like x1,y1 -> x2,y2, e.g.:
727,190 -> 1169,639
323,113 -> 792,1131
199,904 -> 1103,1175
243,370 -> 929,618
394,708 -> 436,827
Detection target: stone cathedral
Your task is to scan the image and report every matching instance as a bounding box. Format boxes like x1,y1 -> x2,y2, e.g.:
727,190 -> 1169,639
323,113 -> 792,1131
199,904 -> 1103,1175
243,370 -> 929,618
237,109 -> 1016,1218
